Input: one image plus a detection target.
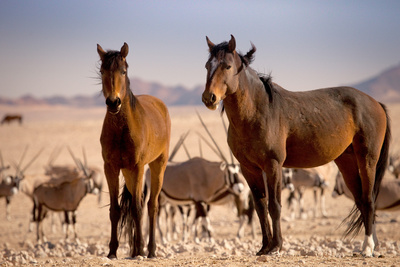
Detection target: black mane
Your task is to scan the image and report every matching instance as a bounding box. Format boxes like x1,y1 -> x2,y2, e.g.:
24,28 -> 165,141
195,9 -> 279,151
209,41 -> 256,69
258,73 -> 274,103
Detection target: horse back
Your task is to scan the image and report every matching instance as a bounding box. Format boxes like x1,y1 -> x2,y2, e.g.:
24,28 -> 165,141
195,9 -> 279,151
281,86 -> 388,167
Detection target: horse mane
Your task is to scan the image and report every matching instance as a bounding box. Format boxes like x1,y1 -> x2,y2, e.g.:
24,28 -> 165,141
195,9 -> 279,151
258,73 -> 274,103
213,41 -> 273,114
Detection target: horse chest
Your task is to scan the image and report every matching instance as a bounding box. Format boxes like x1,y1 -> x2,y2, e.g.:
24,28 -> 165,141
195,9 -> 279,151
101,124 -> 143,167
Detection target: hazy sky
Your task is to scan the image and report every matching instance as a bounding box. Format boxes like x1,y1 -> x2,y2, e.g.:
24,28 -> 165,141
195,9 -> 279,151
1,0 -> 399,98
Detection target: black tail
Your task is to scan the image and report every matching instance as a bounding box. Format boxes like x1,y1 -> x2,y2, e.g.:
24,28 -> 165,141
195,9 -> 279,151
343,103 -> 391,238
118,184 -> 133,240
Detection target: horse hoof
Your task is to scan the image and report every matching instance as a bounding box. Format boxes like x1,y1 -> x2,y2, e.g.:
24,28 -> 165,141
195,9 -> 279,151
107,253 -> 117,259
148,252 -> 156,258
256,247 -> 268,256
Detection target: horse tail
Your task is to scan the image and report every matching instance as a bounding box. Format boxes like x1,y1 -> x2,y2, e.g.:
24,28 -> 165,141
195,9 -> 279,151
118,184 -> 134,242
343,103 -> 391,238
373,103 -> 391,203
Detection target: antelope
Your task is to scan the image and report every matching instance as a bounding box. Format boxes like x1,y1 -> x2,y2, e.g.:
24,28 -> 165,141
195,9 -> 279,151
149,113 -> 255,243
1,147 -> 42,220
33,172 -> 97,242
388,154 -> 400,179
0,150 -> 14,220
18,146 -> 101,241
333,171 -> 400,211
282,163 -> 337,219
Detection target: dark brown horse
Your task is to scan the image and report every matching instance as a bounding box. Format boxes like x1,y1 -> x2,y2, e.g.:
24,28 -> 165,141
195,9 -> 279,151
97,43 -> 171,258
202,35 -> 390,257
1,114 -> 22,125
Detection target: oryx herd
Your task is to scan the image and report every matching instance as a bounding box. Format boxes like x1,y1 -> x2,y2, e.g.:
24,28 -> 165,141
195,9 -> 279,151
0,146 -> 102,243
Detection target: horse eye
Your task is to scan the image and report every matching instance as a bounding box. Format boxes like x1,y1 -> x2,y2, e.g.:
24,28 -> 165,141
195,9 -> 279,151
226,65 -> 231,70
121,70 -> 127,75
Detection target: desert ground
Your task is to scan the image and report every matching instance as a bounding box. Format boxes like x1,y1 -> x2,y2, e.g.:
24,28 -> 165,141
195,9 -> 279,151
0,103 -> 399,266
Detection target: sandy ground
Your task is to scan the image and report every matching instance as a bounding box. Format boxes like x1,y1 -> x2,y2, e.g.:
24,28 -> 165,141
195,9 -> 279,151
0,103 -> 400,266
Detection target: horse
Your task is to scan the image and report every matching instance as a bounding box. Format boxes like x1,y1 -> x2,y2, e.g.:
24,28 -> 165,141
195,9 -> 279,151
201,35 -> 391,257
1,114 -> 22,125
97,43 -> 171,259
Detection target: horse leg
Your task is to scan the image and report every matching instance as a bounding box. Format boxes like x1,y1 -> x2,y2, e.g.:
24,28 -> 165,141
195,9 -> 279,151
241,166 -> 272,255
157,203 -> 166,245
264,164 -> 283,254
147,157 -> 167,258
335,150 -> 376,256
123,166 -> 146,258
104,163 -> 120,259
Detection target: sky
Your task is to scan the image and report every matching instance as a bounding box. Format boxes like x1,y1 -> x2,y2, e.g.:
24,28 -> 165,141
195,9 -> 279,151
0,0 -> 400,98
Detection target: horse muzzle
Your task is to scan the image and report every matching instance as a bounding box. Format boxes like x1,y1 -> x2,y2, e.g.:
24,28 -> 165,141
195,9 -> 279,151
202,91 -> 219,110
106,97 -> 122,114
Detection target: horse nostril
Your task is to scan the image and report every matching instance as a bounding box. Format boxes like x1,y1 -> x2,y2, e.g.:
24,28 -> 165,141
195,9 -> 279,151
210,93 -> 216,103
105,97 -> 121,108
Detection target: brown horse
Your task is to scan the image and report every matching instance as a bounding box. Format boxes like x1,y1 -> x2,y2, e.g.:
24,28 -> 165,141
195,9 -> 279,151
202,35 -> 390,257
1,114 -> 22,125
97,43 -> 171,258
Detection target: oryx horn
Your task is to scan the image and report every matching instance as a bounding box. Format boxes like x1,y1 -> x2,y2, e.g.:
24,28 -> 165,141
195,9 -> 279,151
48,146 -> 63,167
221,114 -> 235,164
67,146 -> 81,171
196,132 -> 226,162
20,147 -> 44,175
196,110 -> 228,163
169,130 -> 190,162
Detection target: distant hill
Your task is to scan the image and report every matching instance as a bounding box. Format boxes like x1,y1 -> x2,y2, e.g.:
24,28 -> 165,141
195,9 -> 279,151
0,77 -> 204,107
351,63 -> 400,103
2,64 -> 400,106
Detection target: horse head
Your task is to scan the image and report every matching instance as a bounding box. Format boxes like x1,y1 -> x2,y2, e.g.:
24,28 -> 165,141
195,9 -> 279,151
202,35 -> 256,110
97,43 -> 130,114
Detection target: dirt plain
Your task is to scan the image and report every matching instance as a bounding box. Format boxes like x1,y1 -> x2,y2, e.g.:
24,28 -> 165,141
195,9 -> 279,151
0,103 -> 399,266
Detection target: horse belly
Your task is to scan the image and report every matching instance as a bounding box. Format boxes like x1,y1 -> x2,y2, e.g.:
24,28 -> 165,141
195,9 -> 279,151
284,132 -> 352,168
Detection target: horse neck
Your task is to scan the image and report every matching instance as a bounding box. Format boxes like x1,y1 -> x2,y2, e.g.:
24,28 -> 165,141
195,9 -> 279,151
223,68 -> 269,127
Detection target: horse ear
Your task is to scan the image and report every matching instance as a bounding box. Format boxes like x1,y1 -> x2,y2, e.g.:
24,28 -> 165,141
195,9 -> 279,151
97,44 -> 106,61
228,34 -> 236,52
120,42 -> 129,58
206,36 -> 215,52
